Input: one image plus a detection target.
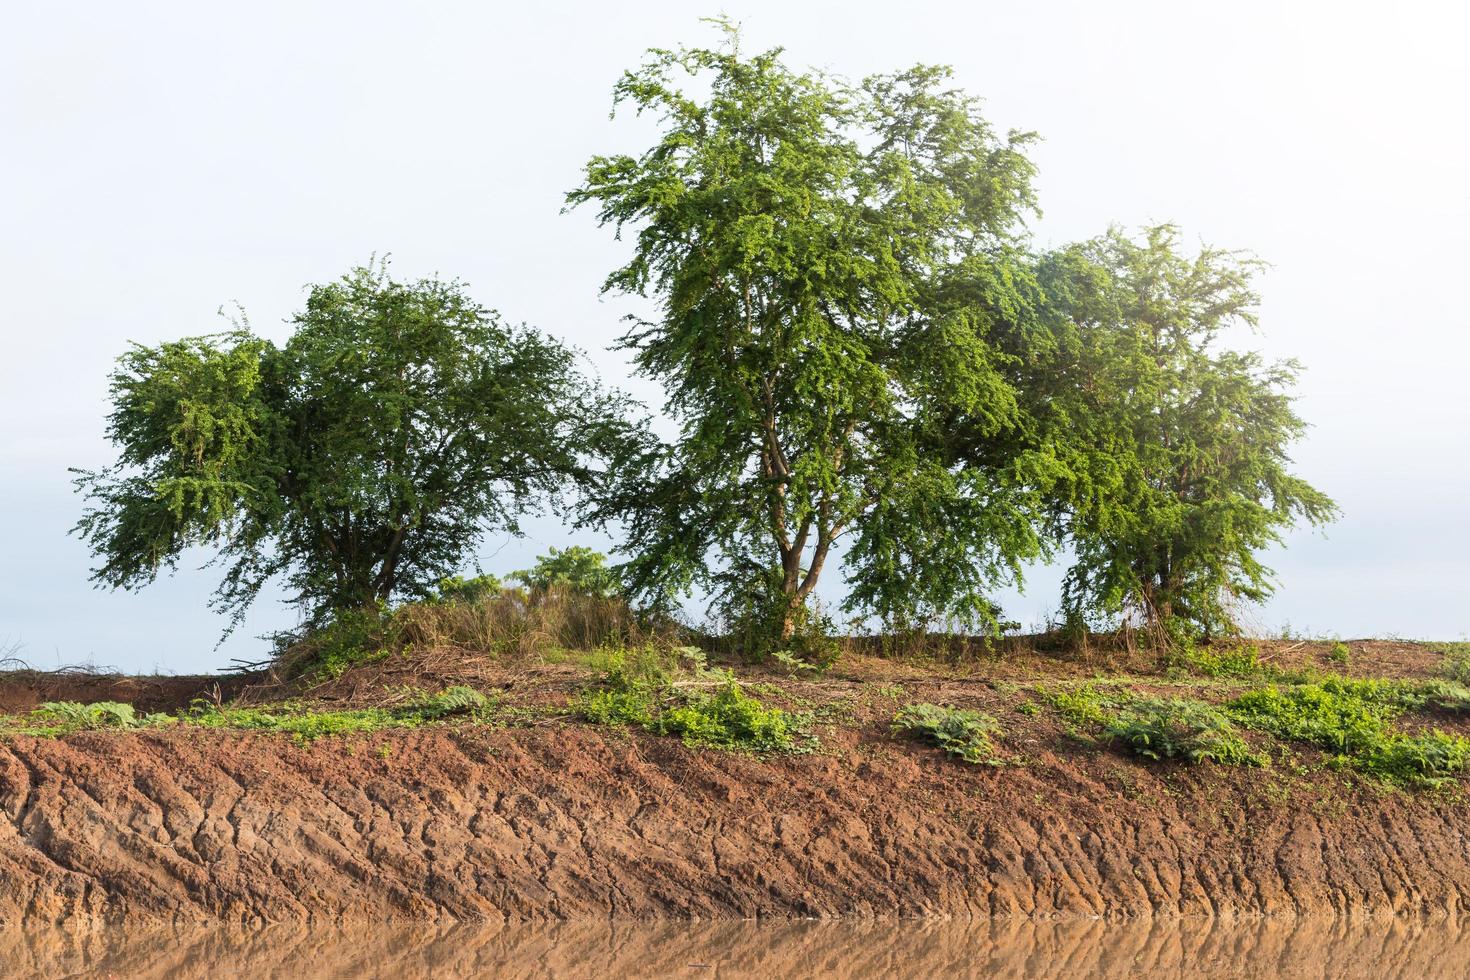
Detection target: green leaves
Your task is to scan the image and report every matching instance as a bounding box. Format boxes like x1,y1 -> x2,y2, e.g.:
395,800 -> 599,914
571,26 -> 1043,641
1036,225 -> 1338,637
75,262 -> 640,630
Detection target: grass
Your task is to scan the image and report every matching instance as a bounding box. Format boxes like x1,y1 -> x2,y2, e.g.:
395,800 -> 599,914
272,584 -> 654,683
2,686 -> 495,743
892,703 -> 1003,765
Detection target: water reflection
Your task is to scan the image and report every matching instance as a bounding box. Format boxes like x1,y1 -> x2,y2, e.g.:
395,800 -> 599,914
3,915 -> 1468,979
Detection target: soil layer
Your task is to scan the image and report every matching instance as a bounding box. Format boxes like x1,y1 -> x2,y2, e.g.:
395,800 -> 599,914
2,717 -> 1468,924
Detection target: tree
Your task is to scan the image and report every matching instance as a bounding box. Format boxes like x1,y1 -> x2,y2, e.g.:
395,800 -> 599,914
513,546 -> 621,598
568,22 -> 1052,646
73,261 -> 636,631
1035,225 -> 1338,638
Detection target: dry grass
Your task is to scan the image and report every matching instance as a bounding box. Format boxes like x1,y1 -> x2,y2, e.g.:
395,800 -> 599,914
395,587 -> 647,656
250,586 -> 671,704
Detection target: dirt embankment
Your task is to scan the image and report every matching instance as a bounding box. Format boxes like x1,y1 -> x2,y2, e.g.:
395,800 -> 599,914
1,720 -> 1468,925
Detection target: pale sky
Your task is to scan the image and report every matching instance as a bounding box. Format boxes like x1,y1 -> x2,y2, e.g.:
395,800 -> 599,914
3,1 -> 1467,673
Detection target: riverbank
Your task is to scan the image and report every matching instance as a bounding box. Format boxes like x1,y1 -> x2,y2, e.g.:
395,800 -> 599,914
1,638 -> 1468,924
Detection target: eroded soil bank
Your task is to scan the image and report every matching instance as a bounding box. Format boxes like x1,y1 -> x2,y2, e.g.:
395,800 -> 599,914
8,916 -> 1470,979
2,719 -> 1468,925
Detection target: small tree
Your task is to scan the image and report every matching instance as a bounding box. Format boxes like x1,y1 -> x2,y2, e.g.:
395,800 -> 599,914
73,262 -> 636,632
569,24 -> 1050,647
513,546 -> 621,598
1037,226 -> 1338,638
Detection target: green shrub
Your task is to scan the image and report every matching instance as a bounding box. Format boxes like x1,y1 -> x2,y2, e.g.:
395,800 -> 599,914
1106,697 -> 1264,766
1227,681 -> 1400,755
513,546 -> 621,598
577,646 -> 801,752
1357,731 -> 1470,788
1227,676 -> 1470,787
660,682 -> 797,751
1178,644 -> 1262,678
1436,644 -> 1470,685
1040,683 -> 1115,727
1328,641 -> 1351,666
580,687 -> 658,727
892,703 -> 1003,765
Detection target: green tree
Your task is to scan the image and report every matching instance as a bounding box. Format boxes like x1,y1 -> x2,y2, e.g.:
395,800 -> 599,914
73,262 -> 636,631
1036,225 -> 1338,638
568,24 -> 1052,646
513,546 -> 621,598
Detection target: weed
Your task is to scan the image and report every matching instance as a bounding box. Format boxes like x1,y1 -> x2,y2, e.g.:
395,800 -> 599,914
1176,644 -> 1262,679
1357,731 -> 1470,788
770,647 -> 821,677
1436,644 -> 1470,685
1105,698 -> 1265,766
28,701 -> 174,732
1227,681 -> 1400,755
398,685 -> 492,721
661,682 -> 800,751
893,703 -> 1003,765
577,646 -> 805,752
1328,642 -> 1351,667
1039,683 -> 1116,727
1416,680 -> 1470,712
1227,676 -> 1470,787
178,684 -> 495,743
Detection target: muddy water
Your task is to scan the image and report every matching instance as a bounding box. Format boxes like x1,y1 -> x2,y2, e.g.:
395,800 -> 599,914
3,916 -> 1469,979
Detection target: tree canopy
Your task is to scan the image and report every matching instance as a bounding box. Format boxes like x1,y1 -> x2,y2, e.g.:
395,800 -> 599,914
569,23 -> 1056,644
1034,225 -> 1338,637
75,25 -> 1340,652
73,262 -> 636,631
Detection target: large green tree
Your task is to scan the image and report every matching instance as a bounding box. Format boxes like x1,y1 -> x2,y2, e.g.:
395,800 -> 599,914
73,262 -> 635,630
569,24 -> 1054,643
1034,225 -> 1338,638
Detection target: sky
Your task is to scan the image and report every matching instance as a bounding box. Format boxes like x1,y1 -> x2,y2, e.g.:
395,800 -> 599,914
3,0 -> 1467,673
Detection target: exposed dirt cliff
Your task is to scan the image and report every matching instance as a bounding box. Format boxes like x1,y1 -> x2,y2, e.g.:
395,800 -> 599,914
1,720 -> 1467,925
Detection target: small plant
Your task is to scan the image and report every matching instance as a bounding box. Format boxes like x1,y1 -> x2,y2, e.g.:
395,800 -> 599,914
892,703 -> 1003,765
434,574 -> 503,604
31,701 -> 174,731
1227,676 -> 1470,787
1436,643 -> 1470,685
1105,698 -> 1265,766
398,685 -> 491,721
770,647 -> 820,677
577,646 -> 804,752
1357,731 -> 1470,788
1176,644 -> 1261,678
1227,681 -> 1400,755
660,682 -> 799,752
1328,642 -> 1351,667
1040,683 -> 1115,727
